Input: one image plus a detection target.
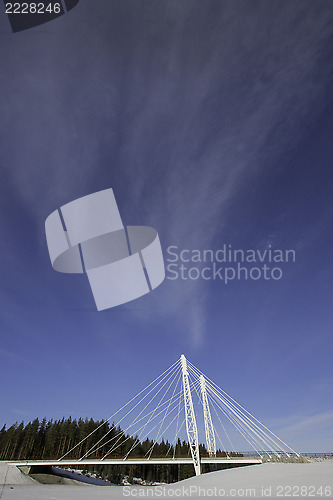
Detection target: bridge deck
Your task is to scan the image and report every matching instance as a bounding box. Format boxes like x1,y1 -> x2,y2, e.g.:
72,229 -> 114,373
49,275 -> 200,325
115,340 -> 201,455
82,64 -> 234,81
9,458 -> 262,467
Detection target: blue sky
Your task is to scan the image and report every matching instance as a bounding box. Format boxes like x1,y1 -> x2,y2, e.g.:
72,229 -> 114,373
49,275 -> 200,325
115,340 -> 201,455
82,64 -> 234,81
0,1 -> 333,453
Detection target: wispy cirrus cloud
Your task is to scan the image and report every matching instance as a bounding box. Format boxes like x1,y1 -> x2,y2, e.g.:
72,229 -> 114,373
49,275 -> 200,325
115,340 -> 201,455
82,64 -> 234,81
114,2 -> 333,343
1,2 -> 333,344
268,410 -> 333,452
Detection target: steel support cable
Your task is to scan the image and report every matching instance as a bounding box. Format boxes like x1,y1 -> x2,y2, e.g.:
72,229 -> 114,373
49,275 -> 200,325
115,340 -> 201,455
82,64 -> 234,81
187,362 -> 279,455
206,392 -> 232,454
189,370 -> 203,405
114,384 -> 183,436
80,360 -> 181,460
169,417 -> 186,459
188,364 -> 219,457
128,364 -> 182,430
183,362 -> 275,457
60,358 -> 181,461
110,378 -> 185,435
210,420 -> 229,457
117,377 -> 201,461
146,401 -> 188,460
187,363 -> 250,452
82,363 -> 180,460
208,392 -> 261,457
124,369 -> 182,460
168,376 -> 200,460
206,381 -> 280,456
101,384 -> 191,460
170,388 -> 183,459
209,392 -> 264,458
101,399 -> 184,459
187,365 -> 201,398
187,360 -> 298,457
95,366 -> 182,460
210,390 -> 259,453
209,391 -> 272,457
187,365 -> 206,425
206,382 -> 281,458
103,383 -> 184,442
207,394 -> 230,457
124,377 -> 201,460
146,372 -> 183,459
207,383 -> 274,457
206,383 -> 283,459
105,394 -> 187,460
97,374 -> 199,460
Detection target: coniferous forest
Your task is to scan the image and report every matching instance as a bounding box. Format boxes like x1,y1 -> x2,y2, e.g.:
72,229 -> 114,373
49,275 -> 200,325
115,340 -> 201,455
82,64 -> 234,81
0,417 -> 243,484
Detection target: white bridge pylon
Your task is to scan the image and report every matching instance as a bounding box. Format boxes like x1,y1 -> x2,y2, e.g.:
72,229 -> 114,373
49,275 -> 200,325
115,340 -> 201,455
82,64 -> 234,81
57,355 -> 301,476
200,374 -> 216,458
181,354 -> 201,476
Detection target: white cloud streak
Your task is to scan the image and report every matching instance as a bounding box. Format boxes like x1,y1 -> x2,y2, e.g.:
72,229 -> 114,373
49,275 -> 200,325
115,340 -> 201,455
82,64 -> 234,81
1,1 -> 333,344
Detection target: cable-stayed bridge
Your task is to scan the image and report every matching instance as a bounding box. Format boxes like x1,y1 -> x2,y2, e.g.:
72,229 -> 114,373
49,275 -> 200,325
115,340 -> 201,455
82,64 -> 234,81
10,355 -> 303,476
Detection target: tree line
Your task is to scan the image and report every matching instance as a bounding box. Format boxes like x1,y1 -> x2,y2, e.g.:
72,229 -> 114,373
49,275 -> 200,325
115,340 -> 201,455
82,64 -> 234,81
0,417 -> 243,484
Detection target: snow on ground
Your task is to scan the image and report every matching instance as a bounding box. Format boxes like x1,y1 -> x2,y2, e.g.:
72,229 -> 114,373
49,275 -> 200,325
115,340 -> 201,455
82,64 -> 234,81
0,462 -> 34,486
0,461 -> 332,499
